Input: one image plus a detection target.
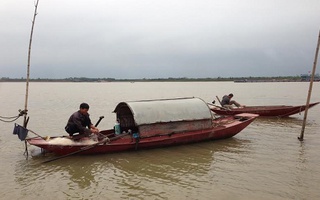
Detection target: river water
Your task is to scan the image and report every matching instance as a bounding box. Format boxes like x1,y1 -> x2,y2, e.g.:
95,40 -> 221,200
0,81 -> 319,200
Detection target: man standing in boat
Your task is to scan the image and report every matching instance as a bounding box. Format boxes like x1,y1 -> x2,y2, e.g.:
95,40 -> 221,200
65,103 -> 99,139
221,93 -> 244,108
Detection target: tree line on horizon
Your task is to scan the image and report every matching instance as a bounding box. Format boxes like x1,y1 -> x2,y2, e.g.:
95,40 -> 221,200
0,75 -> 312,82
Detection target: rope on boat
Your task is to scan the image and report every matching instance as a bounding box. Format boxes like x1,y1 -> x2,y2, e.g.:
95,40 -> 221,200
0,115 -> 20,123
0,110 -> 27,123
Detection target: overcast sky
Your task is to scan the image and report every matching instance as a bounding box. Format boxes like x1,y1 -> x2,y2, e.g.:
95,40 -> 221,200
1,0 -> 319,79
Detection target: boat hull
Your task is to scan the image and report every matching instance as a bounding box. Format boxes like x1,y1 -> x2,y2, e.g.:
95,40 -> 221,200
27,114 -> 258,156
210,102 -> 319,117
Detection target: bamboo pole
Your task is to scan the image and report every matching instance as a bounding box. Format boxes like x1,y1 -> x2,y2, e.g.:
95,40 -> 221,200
298,30 -> 320,141
23,0 -> 40,157
23,0 -> 40,128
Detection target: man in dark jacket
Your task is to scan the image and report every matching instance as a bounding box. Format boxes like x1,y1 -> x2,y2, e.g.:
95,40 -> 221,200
65,103 -> 99,138
221,93 -> 244,108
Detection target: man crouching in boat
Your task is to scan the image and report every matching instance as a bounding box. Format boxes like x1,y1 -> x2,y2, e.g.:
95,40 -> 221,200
221,93 -> 245,109
65,103 -> 99,140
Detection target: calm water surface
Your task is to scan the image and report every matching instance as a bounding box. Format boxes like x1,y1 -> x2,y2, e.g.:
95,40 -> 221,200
0,82 -> 320,200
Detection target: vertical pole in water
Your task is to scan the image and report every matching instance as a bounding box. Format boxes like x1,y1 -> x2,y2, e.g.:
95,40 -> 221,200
23,0 -> 40,156
298,30 -> 320,141
24,0 -> 40,128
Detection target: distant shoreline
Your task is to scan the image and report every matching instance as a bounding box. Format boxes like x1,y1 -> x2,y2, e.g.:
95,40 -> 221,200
1,75 -> 319,82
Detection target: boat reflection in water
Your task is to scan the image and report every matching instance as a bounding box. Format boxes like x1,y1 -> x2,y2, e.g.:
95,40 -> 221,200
254,116 -> 317,128
15,137 -> 251,190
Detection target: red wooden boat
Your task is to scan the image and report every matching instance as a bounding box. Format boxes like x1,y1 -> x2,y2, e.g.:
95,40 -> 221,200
210,102 -> 319,117
26,97 -> 258,156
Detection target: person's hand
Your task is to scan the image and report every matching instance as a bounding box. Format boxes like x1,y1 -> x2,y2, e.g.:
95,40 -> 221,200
91,128 -> 99,134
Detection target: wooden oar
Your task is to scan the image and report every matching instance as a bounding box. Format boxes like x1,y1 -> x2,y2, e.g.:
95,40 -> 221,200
42,132 -> 129,163
94,116 -> 104,127
216,96 -> 223,106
